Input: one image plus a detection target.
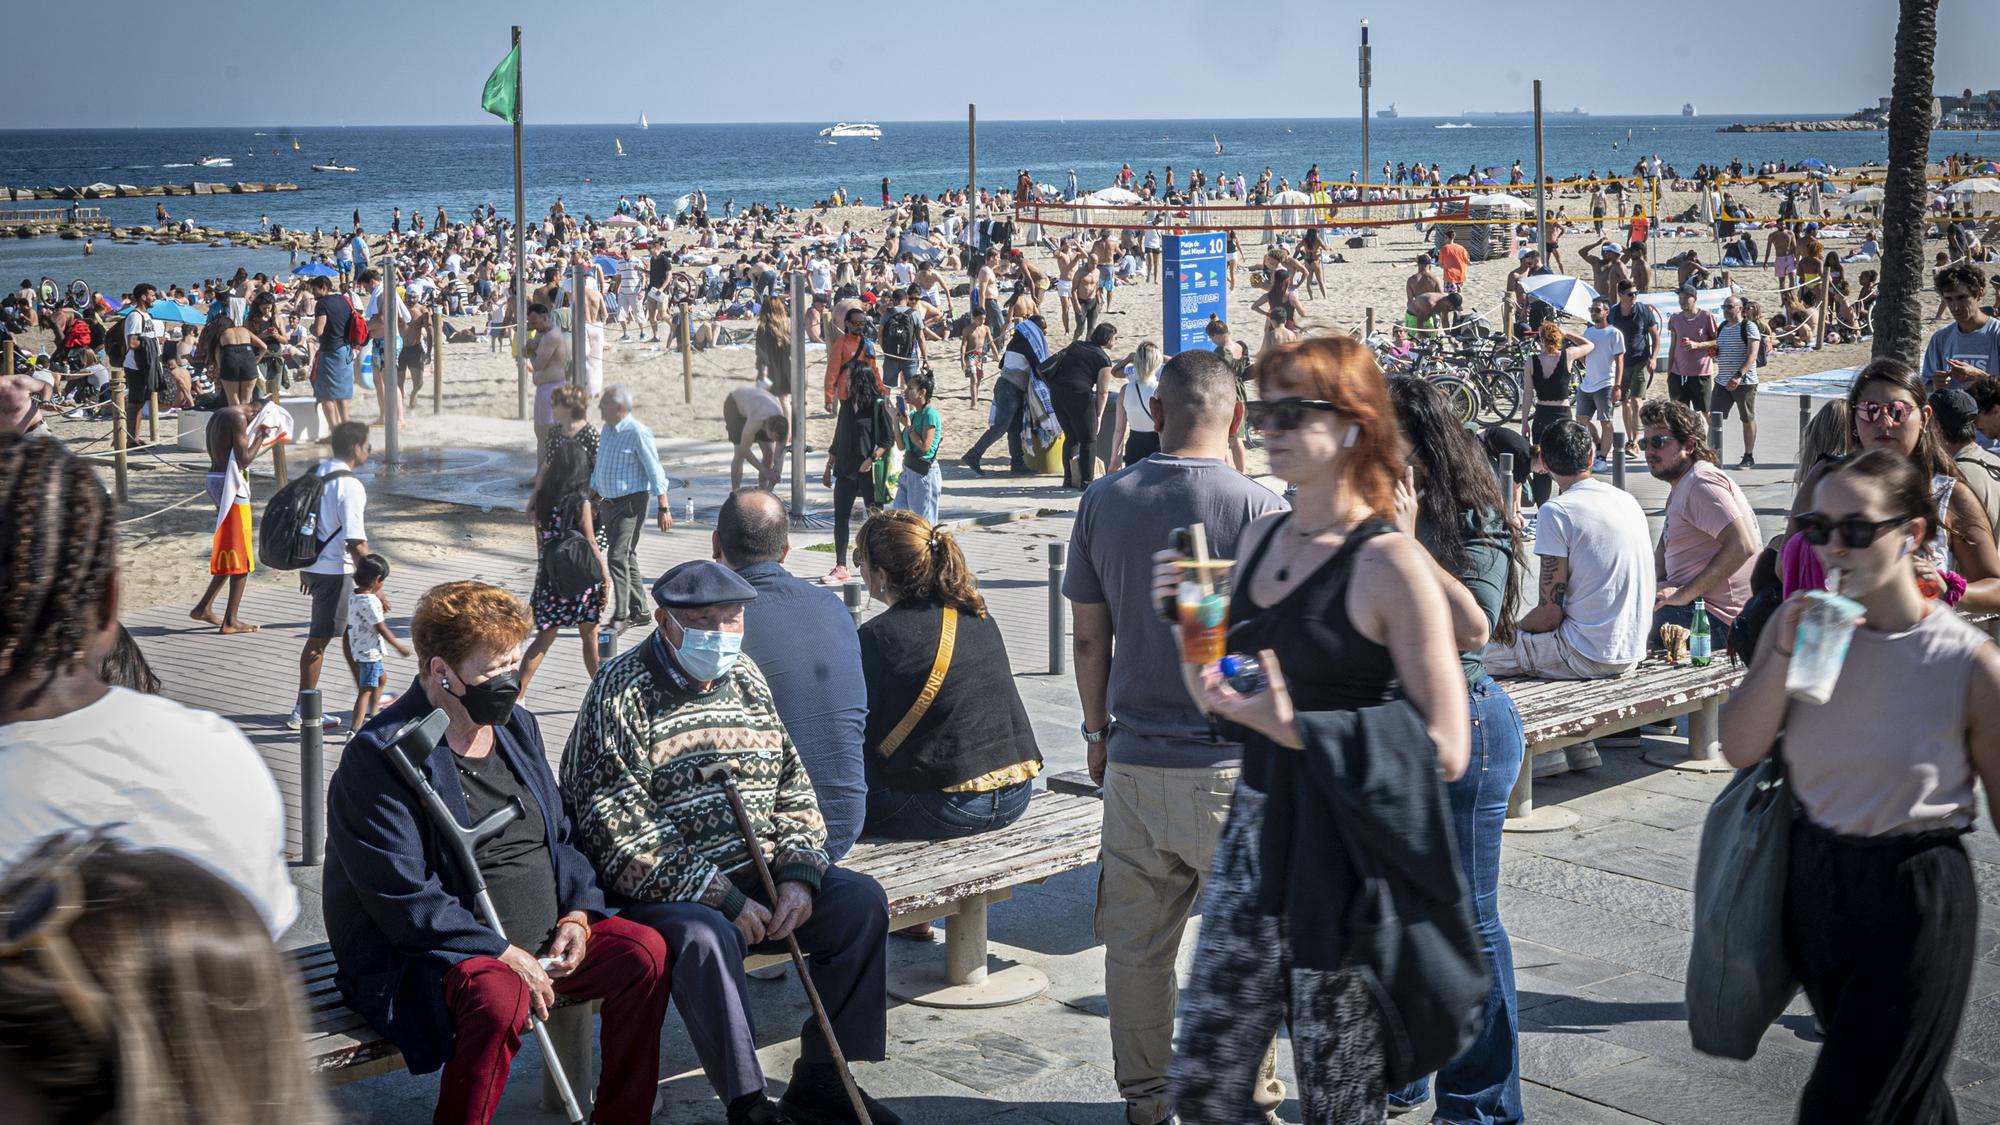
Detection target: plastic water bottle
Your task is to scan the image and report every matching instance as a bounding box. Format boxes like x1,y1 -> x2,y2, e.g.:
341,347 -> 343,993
1689,598 -> 1712,667
1217,653 -> 1267,696
684,497 -> 696,524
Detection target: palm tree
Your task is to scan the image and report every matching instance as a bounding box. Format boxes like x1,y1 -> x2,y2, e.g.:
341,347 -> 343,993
1873,0 -> 1939,367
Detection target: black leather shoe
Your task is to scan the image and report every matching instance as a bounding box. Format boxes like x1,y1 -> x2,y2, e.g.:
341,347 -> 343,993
778,1061 -> 903,1125
727,1090 -> 794,1125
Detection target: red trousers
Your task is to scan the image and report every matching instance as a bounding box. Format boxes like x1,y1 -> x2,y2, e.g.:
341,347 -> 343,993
436,916 -> 671,1125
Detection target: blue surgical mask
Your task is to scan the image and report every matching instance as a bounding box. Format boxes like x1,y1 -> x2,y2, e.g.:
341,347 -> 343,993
668,612 -> 744,682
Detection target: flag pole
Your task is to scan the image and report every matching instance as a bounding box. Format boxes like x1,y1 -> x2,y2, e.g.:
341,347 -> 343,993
512,25 -> 528,421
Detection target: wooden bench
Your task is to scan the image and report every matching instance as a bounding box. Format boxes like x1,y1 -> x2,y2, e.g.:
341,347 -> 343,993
299,789 -> 1104,1105
1045,656 -> 1747,835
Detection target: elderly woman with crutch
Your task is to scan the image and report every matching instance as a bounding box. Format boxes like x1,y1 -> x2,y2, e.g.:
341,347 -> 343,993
323,580 -> 672,1125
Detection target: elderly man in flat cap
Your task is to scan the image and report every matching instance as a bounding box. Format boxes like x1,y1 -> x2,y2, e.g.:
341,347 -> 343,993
560,560 -> 897,1125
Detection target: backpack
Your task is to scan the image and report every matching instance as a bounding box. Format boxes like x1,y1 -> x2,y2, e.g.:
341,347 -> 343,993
881,307 -> 916,359
259,468 -> 352,571
343,296 -> 370,347
538,496 -> 601,599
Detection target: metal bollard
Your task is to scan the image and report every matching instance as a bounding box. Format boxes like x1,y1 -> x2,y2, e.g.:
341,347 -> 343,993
299,688 -> 325,866
1496,453 -> 1516,515
598,627 -> 616,663
1798,392 -> 1810,441
842,582 -> 864,628
1611,431 -> 1627,491
110,379 -> 129,502
1708,410 -> 1725,462
1048,542 -> 1068,675
266,369 -> 288,487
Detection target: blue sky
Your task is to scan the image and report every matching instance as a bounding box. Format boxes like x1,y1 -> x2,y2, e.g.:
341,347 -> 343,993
5,0 -> 1992,128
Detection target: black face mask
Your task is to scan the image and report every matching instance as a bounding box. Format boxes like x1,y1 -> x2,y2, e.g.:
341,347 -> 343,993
442,668 -> 521,725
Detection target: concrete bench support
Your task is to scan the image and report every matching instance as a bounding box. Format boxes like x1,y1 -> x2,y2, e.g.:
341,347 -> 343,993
887,889 -> 1049,1009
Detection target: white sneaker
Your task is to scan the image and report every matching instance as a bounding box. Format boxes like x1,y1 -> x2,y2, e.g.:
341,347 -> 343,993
285,708 -> 303,730
1530,748 -> 1570,779
746,963 -> 788,980
1565,742 -> 1603,771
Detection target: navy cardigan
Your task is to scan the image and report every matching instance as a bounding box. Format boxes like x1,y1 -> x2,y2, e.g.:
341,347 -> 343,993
323,682 -> 610,1075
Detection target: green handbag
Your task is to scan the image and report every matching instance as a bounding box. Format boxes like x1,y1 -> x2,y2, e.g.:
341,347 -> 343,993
1686,739 -> 1800,1060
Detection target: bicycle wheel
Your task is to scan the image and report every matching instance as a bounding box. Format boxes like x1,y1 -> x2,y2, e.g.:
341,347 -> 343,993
1430,376 -> 1479,425
1477,368 -> 1521,425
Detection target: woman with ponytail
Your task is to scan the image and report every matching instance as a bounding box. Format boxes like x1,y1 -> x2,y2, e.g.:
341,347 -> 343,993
853,509 -> 1043,840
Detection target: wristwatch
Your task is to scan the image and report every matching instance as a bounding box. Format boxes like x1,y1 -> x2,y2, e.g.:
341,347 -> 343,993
1081,722 -> 1112,744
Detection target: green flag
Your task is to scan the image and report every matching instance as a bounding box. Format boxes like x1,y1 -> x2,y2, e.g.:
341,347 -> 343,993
481,44 -> 519,123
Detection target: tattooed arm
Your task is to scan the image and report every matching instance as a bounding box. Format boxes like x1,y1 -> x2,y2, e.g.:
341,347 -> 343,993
1516,553 -> 1570,634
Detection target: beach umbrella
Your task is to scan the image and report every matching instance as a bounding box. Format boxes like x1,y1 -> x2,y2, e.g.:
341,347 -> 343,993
1469,193 -> 1535,211
592,254 -> 622,275
1797,158 -> 1829,170
291,262 -> 339,277
1088,186 -> 1142,204
1521,274 -> 1600,319
598,214 -> 640,226
1949,178 -> 2000,195
1270,190 -> 1312,205
1974,162 -> 2000,175
144,299 -> 211,326
672,193 -> 695,214
1477,177 -> 1500,186
1840,187 -> 1886,205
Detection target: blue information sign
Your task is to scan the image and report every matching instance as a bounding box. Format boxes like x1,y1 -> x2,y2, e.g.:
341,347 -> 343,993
1162,231 -> 1228,356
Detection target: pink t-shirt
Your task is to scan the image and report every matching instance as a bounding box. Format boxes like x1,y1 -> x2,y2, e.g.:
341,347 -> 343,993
1668,309 -> 1719,379
1662,460 -> 1757,622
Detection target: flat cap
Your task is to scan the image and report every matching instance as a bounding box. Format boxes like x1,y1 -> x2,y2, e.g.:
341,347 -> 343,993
651,560 -> 757,609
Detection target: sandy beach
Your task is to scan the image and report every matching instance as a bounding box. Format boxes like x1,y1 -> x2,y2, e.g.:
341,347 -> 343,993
45,177 -> 1894,620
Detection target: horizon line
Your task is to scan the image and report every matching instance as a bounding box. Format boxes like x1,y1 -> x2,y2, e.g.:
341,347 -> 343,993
0,111 -> 1874,132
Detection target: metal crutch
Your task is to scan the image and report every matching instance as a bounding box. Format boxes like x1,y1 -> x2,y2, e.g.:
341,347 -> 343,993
381,708 -> 587,1124
694,760 -> 873,1125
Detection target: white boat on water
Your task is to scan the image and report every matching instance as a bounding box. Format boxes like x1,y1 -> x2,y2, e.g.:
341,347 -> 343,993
1683,102 -> 1698,117
640,112 -> 649,130
196,155 -> 233,167
819,122 -> 882,139
312,161 -> 358,173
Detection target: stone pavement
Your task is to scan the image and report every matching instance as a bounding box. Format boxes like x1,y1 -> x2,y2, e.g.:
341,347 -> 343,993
114,392 -> 2000,1124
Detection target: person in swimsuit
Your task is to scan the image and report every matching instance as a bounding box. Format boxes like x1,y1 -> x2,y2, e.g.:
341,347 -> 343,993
1157,335 -> 1470,1124
211,316 -> 267,407
190,403 -> 277,635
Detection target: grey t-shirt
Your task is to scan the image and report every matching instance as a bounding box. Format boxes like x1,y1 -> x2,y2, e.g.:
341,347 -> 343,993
1064,454 -> 1289,768
1921,317 -> 2000,386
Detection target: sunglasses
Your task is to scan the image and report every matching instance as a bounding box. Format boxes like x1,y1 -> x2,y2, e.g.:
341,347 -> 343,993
1641,434 -> 1679,450
0,833 -> 112,1044
1246,397 -> 1340,432
1853,399 -> 1917,425
1795,512 -> 1913,549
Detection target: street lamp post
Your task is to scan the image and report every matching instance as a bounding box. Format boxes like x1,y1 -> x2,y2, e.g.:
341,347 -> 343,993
1360,20 -> 1371,222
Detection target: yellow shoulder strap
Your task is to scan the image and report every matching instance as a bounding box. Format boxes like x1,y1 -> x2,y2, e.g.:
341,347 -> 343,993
876,607 -> 957,759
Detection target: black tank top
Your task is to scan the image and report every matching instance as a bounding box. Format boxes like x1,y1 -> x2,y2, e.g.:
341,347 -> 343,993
1228,516 -> 1399,791
1530,351 -> 1571,402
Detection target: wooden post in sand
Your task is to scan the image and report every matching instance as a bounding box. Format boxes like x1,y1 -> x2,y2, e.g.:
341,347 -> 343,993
1359,21 -> 1372,223
679,305 -> 694,404
432,312 -> 443,414
110,378 -> 129,502
2,340 -> 11,379
147,387 -> 158,446
1364,307 -> 1374,339
265,368 -> 287,488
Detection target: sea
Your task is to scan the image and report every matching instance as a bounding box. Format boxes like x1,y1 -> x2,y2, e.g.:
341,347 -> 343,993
2,115 -> 1988,296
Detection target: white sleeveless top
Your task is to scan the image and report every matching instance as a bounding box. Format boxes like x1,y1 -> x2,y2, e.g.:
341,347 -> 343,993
1122,368 -> 1160,433
1785,606 -> 1991,837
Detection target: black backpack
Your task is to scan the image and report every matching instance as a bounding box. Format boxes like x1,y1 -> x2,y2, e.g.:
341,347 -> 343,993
881,307 -> 916,359
259,468 -> 352,571
538,496 -> 601,599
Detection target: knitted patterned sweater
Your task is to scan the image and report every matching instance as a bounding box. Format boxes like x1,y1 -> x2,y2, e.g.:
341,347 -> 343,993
559,634 -> 829,921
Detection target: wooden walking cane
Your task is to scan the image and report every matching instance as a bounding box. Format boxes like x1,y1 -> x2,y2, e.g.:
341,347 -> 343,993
693,760 -> 873,1125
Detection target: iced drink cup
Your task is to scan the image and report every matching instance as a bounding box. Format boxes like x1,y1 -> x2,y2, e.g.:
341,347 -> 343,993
1785,570 -> 1864,705
1178,576 -> 1230,666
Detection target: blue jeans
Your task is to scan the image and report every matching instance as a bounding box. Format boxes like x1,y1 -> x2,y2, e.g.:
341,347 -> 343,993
964,376 -> 1027,470
1388,674 -> 1524,1124
862,779 -> 1033,841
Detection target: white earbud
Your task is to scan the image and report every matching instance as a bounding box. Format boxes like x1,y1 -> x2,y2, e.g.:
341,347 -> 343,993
1906,533 -> 1919,555
1343,425 -> 1360,448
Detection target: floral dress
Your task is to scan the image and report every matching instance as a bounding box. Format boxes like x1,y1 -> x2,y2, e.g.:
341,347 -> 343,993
543,423 -> 599,474
530,495 -> 608,630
